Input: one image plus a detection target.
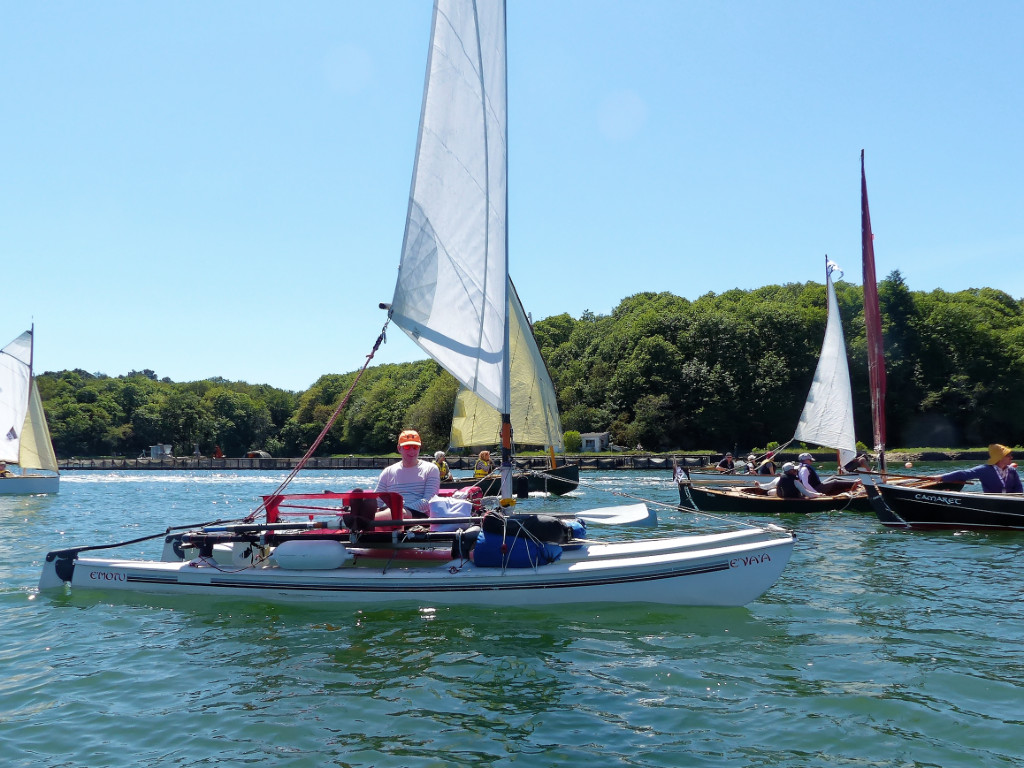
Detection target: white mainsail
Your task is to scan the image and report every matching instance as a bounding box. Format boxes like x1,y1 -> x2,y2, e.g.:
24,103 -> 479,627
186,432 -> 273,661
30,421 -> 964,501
451,279 -> 564,451
793,261 -> 857,467
389,0 -> 510,416
0,330 -> 59,473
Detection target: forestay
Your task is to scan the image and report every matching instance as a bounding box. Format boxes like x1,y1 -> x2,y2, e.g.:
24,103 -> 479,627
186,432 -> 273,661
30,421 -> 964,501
389,0 -> 510,416
793,261 -> 857,467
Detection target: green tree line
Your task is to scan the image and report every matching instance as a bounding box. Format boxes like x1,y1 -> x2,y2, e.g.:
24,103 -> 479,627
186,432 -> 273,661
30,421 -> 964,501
38,272 -> 1024,458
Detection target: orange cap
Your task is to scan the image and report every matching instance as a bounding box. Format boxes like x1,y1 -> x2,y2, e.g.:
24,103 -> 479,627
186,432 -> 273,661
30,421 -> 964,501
397,430 -> 421,447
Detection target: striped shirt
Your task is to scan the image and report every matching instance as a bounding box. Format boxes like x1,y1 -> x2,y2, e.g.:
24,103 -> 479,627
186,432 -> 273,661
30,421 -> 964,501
375,460 -> 441,515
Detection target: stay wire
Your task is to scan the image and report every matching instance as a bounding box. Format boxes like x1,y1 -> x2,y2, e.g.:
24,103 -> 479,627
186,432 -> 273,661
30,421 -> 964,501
244,319 -> 391,523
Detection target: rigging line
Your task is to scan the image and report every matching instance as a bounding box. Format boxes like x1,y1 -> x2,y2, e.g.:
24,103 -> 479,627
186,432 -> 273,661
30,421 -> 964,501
244,319 -> 392,523
44,518 -> 241,557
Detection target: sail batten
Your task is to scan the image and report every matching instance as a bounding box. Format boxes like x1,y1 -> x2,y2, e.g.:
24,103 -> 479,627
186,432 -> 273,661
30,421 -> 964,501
793,262 -> 857,467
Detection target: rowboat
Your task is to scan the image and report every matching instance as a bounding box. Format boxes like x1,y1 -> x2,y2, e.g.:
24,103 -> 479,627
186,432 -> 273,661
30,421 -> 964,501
690,476 -> 963,516
689,478 -> 869,514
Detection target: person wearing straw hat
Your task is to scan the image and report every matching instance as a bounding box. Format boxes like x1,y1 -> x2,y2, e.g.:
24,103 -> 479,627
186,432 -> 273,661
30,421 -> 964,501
374,430 -> 441,518
927,443 -> 1023,494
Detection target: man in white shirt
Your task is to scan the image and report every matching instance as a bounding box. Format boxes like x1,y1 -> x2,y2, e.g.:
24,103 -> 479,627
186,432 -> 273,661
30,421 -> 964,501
375,429 -> 441,519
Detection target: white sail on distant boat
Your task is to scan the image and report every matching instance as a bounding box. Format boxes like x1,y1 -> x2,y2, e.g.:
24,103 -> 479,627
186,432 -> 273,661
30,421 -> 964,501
40,0 -> 793,607
683,260 -> 857,492
793,259 -> 858,468
1,328 -> 60,495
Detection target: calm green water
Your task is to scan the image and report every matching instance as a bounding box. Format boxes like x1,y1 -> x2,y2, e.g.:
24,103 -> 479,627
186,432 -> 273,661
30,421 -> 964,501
3,467 -> 1022,767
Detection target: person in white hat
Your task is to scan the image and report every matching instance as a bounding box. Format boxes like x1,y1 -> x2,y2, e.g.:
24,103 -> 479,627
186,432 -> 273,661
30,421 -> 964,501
433,450 -> 452,482
796,452 -> 826,493
778,461 -> 822,498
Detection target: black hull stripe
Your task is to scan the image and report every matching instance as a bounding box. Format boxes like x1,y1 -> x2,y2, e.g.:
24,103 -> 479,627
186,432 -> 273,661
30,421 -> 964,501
123,560 -> 736,594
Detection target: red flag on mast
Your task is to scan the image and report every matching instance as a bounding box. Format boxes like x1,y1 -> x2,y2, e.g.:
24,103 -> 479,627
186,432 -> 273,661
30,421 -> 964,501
861,150 -> 887,471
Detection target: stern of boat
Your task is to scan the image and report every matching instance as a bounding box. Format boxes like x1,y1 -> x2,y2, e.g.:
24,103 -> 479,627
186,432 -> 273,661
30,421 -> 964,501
39,549 -> 78,589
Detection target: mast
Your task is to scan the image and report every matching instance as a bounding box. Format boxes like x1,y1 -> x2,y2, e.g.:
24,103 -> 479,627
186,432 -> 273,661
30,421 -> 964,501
861,150 -> 887,473
498,0 -> 513,502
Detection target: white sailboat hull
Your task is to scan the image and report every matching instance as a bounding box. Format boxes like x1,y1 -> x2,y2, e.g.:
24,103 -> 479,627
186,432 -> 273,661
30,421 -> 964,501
41,529 -> 794,608
0,473 -> 59,495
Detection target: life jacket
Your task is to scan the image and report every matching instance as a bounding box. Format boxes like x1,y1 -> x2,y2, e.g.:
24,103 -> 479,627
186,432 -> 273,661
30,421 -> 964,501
802,463 -> 823,490
777,473 -> 802,498
474,460 -> 491,478
435,460 -> 451,481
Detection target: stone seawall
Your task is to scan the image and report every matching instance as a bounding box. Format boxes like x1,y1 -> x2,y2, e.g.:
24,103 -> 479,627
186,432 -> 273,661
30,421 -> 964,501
57,450 -> 987,471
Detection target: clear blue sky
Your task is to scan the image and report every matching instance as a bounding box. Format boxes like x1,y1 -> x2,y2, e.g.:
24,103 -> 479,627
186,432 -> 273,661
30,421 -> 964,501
4,1 -> 1022,391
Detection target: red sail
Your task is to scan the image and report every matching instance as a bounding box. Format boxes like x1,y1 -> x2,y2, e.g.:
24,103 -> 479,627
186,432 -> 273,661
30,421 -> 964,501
861,150 -> 887,466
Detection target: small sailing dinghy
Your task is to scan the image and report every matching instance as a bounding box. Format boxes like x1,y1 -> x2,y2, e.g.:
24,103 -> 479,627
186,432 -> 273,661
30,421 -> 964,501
690,260 -> 862,513
1,328 -> 60,495
39,0 -> 793,608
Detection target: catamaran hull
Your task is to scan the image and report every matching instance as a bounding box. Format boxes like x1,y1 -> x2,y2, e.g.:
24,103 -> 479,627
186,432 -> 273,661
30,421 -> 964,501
41,530 -> 794,608
0,474 -> 59,495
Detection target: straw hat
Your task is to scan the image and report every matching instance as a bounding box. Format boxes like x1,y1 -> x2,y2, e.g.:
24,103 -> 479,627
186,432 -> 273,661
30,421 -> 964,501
987,443 -> 1012,465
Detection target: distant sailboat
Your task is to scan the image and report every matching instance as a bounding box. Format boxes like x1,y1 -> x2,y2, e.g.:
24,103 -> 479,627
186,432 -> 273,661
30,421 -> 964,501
0,328 -> 60,495
684,259 -> 857,489
445,280 -> 579,495
689,261 -> 863,511
793,259 -> 858,469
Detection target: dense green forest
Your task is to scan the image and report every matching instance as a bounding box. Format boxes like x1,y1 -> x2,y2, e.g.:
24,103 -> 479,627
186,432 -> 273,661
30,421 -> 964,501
37,272 -> 1024,458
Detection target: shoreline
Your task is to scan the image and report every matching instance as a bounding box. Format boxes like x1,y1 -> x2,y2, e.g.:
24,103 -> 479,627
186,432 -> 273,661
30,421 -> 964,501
56,450 -> 990,472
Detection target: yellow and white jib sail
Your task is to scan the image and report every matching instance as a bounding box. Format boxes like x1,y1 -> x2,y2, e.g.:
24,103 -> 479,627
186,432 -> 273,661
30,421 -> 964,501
793,261 -> 857,467
388,0 -> 510,418
451,280 -> 564,452
0,330 -> 59,473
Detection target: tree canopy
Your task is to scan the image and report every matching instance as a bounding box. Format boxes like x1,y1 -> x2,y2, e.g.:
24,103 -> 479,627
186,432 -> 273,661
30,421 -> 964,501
37,273 -> 1024,457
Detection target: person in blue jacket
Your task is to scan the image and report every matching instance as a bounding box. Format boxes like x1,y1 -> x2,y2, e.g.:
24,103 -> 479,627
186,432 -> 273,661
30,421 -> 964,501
928,443 -> 1023,494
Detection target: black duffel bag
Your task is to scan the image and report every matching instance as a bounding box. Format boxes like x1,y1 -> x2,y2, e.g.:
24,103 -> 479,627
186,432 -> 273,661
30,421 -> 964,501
481,511 -> 572,544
